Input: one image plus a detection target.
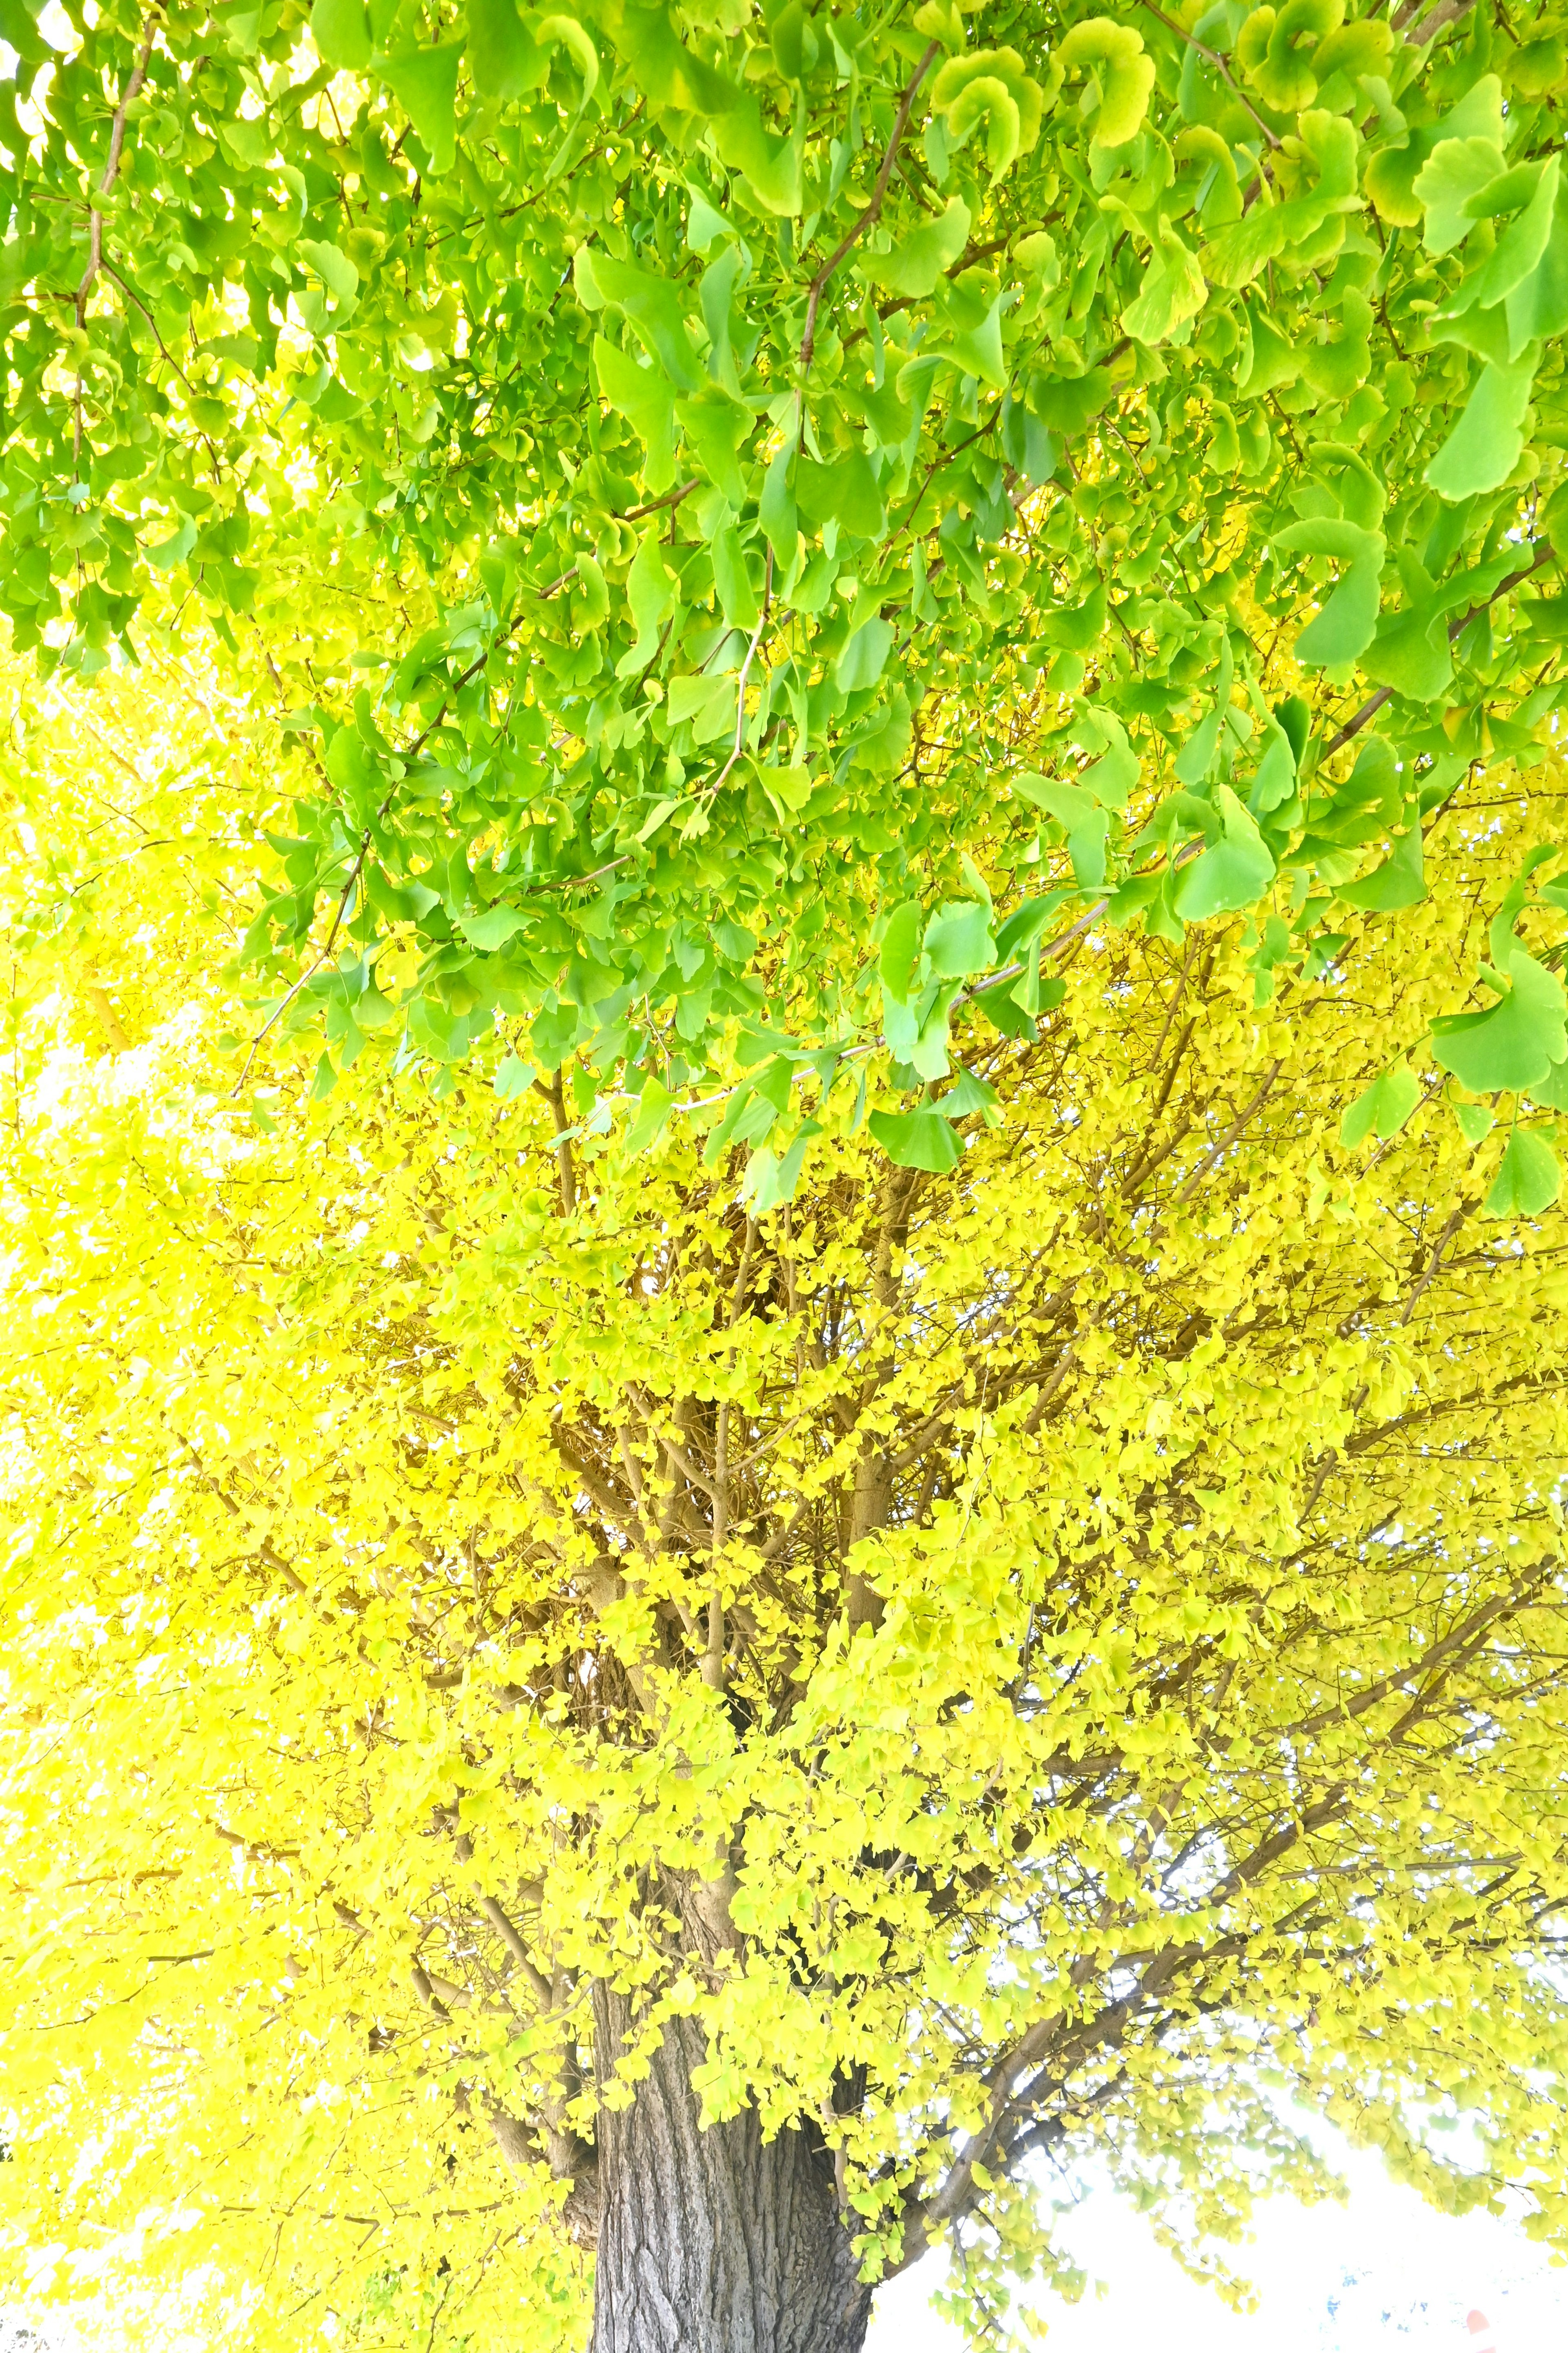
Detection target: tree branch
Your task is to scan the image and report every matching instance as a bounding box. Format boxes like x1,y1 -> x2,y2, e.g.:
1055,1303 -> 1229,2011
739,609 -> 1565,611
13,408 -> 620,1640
1321,541 -> 1557,760
533,1069 -> 577,1216
797,41 -> 941,390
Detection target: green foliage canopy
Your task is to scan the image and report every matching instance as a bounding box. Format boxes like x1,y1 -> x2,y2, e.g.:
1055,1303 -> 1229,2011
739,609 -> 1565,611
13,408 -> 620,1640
6,0 -> 1568,1176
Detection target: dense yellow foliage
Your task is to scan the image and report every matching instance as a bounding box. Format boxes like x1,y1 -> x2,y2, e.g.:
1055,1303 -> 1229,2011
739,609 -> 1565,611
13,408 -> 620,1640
6,653 -> 1568,2348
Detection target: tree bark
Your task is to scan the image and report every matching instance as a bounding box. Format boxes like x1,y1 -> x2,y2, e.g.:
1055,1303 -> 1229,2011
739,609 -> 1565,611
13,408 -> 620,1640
590,1989 -> 872,2353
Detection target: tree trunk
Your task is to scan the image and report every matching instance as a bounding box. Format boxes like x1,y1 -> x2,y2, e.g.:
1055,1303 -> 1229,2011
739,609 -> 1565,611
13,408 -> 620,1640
590,1989 -> 872,2353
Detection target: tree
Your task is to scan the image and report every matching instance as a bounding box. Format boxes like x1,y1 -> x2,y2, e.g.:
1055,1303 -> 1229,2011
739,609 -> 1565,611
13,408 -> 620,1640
7,0 -> 1568,2346
8,633 -> 1568,2353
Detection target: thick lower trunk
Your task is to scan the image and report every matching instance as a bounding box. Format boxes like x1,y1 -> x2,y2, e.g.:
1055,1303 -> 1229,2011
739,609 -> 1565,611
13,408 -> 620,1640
590,1990 -> 872,2353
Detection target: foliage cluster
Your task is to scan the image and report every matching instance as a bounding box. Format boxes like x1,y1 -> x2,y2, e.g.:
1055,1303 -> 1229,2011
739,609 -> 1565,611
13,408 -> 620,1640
5,645 -> 1568,2346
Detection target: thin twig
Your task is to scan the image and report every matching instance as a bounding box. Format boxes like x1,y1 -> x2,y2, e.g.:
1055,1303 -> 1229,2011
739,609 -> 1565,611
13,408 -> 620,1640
1134,0 -> 1282,147
797,41 -> 941,395
1321,540 -> 1556,760
703,546 -> 775,801
74,16 -> 156,462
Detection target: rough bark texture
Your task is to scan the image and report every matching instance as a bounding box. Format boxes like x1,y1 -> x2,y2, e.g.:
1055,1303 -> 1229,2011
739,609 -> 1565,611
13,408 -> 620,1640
590,1989 -> 872,2353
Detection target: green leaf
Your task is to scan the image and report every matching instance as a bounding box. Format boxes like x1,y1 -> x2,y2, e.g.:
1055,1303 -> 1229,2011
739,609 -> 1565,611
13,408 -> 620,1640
468,0 -> 543,99
537,12 -> 598,101
1427,355 -> 1538,502
742,1118 -> 819,1212
1430,949 -> 1568,1093
1483,1127 -> 1562,1219
531,1004 -> 580,1065
711,526 -> 759,630
1338,821 -> 1425,912
879,901 -> 924,998
925,292 -> 1007,390
666,671 -> 733,738
923,900 -> 996,980
940,1066 -> 1000,1124
591,256 -> 704,393
868,1107 -> 964,1173
1531,1059 -> 1568,1114
378,42 -> 463,176
1245,721 -> 1297,816
1456,156 -> 1559,321
1029,370 -> 1114,437
1120,219 -> 1207,348
459,902 -> 531,950
1080,711 -> 1139,809
615,532 -> 677,677
312,0 -> 372,68
837,617 -> 893,695
797,451 -> 884,542
1413,136 -> 1507,257
674,390 -> 750,508
711,93 -> 803,216
993,892 -> 1071,964
759,445 -> 796,567
1505,184 -> 1568,357
1361,604 -> 1454,703
1012,774 -> 1110,890
1274,519 -> 1385,667
863,198 -> 971,299
147,517 -> 197,571
627,1078 -> 674,1153
1454,1100 -> 1495,1144
493,1052 -> 535,1099
593,337 -> 677,493
1171,788 -> 1276,923
1340,1063 -> 1421,1149
298,239 -> 359,307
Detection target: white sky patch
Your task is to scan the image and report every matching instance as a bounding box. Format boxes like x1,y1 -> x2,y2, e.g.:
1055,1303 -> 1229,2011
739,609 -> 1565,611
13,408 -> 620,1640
869,2131 -> 1568,2353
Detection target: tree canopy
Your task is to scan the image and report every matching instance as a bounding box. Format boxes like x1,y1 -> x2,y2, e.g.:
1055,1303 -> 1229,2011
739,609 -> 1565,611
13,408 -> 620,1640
8,631 -> 1568,2346
4,0 -> 1568,1151
7,0 -> 1568,2346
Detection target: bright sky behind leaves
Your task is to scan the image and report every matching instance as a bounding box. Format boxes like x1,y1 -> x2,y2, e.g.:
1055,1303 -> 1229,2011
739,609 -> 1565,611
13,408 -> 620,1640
868,2143 -> 1568,2353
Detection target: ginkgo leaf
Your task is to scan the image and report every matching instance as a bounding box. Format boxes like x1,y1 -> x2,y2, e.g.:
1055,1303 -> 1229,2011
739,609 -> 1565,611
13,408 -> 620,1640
862,197 -> 972,298
1430,951 -> 1568,1094
1414,136 -> 1508,257
924,900 -> 996,979
311,0 -> 371,69
1339,821 -> 1426,912
1171,789 -> 1276,923
1055,18 -> 1156,148
1427,354 -> 1539,501
867,1106 -> 964,1171
377,42 -> 463,175
1484,1126 -> 1563,1218
1341,1063 -> 1421,1148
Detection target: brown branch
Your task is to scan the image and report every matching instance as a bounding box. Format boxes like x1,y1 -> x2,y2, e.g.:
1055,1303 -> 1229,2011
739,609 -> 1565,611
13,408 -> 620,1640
1288,1568 -> 1554,1741
1321,540 -> 1557,760
479,1895 -> 554,2010
702,544 -> 775,803
1134,0 -> 1281,147
621,479 -> 699,524
797,41 -> 941,390
533,1068 -> 577,1216
1398,1200 -> 1467,1329
1174,1060 -> 1281,1202
1403,0 -> 1476,42
73,16 -> 156,462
